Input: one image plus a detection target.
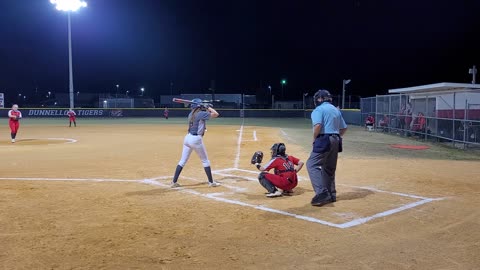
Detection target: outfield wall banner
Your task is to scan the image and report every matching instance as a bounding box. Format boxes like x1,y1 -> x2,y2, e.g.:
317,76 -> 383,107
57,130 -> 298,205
0,108 -> 362,125
0,93 -> 4,108
27,109 -> 108,117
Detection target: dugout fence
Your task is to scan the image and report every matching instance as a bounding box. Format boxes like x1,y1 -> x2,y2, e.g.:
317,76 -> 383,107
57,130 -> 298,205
361,87 -> 480,149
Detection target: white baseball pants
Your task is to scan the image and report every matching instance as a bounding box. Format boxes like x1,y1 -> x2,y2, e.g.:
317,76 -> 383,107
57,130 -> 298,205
178,133 -> 211,167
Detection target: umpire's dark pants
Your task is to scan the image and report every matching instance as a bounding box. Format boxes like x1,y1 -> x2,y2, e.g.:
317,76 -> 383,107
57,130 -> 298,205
307,135 -> 340,200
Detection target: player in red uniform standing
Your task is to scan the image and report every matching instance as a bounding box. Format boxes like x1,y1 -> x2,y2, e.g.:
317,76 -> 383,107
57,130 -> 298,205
254,143 -> 304,197
67,109 -> 76,127
8,104 -> 22,143
164,107 -> 169,119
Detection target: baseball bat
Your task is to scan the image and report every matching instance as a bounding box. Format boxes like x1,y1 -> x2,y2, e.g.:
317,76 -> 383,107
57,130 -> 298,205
172,98 -> 196,105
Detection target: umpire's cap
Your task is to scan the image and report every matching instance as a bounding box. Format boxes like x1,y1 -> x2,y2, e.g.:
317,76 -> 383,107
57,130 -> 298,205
314,89 -> 332,99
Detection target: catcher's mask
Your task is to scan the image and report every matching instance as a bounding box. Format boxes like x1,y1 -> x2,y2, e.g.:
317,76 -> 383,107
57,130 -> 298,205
270,143 -> 286,157
313,89 -> 332,106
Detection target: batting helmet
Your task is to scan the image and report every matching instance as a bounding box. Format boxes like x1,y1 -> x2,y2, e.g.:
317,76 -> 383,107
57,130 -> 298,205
191,98 -> 203,109
270,143 -> 286,157
313,89 -> 332,106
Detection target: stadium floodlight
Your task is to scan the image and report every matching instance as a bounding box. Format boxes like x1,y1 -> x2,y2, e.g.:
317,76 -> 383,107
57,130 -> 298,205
280,79 -> 287,99
141,87 -> 145,96
50,0 -> 87,12
50,0 -> 87,109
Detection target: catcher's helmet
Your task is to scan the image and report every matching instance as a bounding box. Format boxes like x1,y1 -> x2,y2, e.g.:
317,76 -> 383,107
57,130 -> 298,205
313,89 -> 332,106
270,143 -> 286,157
191,98 -> 203,109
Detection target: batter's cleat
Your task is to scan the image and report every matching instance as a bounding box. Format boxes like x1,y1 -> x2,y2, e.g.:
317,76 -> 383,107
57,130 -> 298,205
266,190 -> 282,198
170,182 -> 181,188
208,181 -> 220,187
11,139 -> 15,143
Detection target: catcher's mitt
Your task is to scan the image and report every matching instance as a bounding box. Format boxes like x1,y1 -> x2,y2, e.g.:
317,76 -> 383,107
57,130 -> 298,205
250,151 -> 264,164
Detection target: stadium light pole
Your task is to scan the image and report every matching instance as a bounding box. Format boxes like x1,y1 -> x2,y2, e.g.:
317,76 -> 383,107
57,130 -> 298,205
281,79 -> 287,99
302,93 -> 308,118
141,87 -> 145,96
342,79 -> 351,109
50,0 -> 87,109
302,93 -> 308,110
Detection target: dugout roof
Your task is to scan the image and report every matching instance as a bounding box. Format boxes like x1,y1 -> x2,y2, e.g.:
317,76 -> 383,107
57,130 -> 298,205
388,82 -> 480,95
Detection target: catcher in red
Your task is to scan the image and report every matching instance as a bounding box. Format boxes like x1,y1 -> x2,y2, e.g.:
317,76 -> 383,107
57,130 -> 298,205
251,143 -> 304,197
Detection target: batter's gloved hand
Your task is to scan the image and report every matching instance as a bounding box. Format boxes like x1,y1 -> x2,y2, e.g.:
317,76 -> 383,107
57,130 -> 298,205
251,151 -> 263,165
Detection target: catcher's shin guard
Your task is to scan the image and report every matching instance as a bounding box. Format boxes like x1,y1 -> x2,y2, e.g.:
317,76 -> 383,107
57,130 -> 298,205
172,165 -> 183,183
258,172 -> 277,193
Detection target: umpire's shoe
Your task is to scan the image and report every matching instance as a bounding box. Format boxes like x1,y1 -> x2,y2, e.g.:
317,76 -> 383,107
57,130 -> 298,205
311,192 -> 333,207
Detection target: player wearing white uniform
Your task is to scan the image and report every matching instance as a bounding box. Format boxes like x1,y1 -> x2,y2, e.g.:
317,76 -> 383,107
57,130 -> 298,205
171,98 -> 220,187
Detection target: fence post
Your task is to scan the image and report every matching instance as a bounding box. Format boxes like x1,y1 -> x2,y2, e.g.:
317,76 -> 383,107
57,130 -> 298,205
464,98 -> 468,149
388,95 -> 392,132
425,95 -> 429,141
375,95 -> 378,131
452,92 -> 456,147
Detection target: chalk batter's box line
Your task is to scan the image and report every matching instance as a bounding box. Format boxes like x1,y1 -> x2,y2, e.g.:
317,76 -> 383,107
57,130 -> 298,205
145,168 -> 445,229
0,168 -> 445,229
141,176 -> 444,229
210,168 -> 445,228
222,168 -> 433,200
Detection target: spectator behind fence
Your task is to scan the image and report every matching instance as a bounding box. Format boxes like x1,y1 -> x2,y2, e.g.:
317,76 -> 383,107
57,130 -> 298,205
365,114 -> 375,130
379,114 -> 389,131
398,104 -> 406,129
405,103 -> 413,129
411,112 -> 426,133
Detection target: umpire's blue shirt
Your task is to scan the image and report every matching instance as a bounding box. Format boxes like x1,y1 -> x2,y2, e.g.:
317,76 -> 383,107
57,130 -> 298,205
311,102 -> 347,134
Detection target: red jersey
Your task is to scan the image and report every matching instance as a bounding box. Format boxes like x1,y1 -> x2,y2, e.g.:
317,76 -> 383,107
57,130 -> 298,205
366,116 -> 374,124
8,110 -> 22,122
67,110 -> 76,118
263,155 -> 300,178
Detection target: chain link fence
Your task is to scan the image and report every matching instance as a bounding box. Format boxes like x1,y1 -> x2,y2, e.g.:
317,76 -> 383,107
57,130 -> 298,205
361,90 -> 480,149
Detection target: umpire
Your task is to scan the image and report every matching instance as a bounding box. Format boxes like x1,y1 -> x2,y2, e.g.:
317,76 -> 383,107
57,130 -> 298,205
307,90 -> 347,206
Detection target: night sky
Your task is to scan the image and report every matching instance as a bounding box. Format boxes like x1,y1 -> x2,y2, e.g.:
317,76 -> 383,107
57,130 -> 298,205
1,0 -> 480,101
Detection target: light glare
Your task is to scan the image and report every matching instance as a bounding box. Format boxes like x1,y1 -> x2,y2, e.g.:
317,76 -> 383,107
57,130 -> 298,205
51,0 -> 87,12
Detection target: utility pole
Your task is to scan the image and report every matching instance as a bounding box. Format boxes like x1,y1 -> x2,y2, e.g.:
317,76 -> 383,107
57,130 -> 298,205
342,79 -> 351,109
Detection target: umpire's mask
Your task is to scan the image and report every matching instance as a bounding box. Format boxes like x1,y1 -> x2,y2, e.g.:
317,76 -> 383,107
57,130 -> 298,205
313,89 -> 332,106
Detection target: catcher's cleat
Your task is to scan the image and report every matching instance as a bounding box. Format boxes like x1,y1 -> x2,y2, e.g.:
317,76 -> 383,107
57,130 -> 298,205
170,182 -> 181,188
208,181 -> 220,187
282,190 -> 294,196
11,139 -> 15,143
266,190 -> 282,198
